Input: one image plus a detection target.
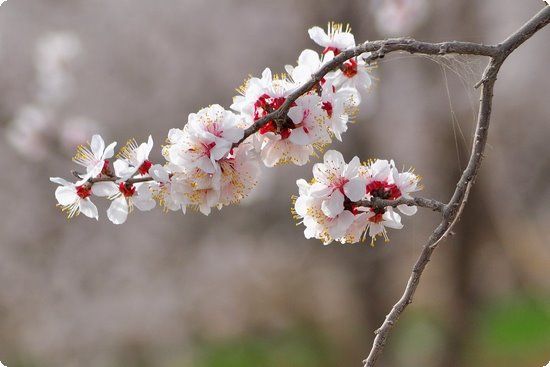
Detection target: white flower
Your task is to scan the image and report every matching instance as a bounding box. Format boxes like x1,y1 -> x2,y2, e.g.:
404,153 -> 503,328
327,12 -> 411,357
358,159 -> 421,242
166,105 -> 244,174
308,22 -> 355,56
50,177 -> 98,220
92,181 -> 156,224
287,94 -> 329,145
287,49 -> 325,86
311,150 -> 366,217
218,144 -> 260,206
231,68 -> 294,128
255,94 -> 330,167
330,54 -> 373,99
73,134 -> 117,184
113,135 -> 153,181
183,168 -> 222,215
320,80 -> 359,141
293,178 -> 356,244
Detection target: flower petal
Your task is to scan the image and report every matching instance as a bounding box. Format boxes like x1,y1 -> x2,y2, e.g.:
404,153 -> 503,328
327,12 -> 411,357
322,190 -> 345,218
107,196 -> 129,225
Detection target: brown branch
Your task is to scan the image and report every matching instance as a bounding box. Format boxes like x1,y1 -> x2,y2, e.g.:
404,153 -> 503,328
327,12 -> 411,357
356,196 -> 445,213
363,6 -> 550,367
235,39 -> 499,146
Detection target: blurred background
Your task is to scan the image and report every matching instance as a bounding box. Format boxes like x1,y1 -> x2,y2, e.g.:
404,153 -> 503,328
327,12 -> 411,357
0,0 -> 549,366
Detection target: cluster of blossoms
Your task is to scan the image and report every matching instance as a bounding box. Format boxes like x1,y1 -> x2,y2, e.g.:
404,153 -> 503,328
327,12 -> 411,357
50,22 -> 423,244
293,150 -> 421,245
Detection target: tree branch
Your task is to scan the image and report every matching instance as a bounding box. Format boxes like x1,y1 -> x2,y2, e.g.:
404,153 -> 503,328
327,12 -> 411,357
363,6 -> 550,367
356,196 -> 445,213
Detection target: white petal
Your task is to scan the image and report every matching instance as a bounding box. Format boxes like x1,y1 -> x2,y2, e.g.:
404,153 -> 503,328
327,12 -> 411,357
150,164 -> 170,183
308,26 -> 330,46
398,204 -> 417,216
107,196 -> 129,225
50,177 -> 73,187
92,182 -> 119,197
113,159 -> 131,178
103,141 -> 117,159
133,196 -> 156,211
328,210 -> 355,239
344,177 -> 366,202
322,190 -> 345,218
323,150 -> 345,167
55,186 -> 78,205
90,134 -> 105,158
288,128 -> 311,145
343,156 -> 360,178
79,199 -> 98,220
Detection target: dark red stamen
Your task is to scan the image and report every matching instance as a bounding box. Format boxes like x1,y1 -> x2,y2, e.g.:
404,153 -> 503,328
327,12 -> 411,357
341,58 -> 358,78
366,180 -> 402,223
119,182 -> 136,197
322,46 -> 341,56
76,185 -> 91,199
101,160 -> 110,175
138,160 -> 152,175
321,101 -> 333,118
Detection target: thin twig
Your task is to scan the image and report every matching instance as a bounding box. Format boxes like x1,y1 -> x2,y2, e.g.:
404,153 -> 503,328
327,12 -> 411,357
356,197 -> 445,213
363,6 -> 550,367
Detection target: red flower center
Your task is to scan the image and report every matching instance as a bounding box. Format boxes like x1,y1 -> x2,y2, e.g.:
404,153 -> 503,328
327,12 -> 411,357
76,185 -> 91,199
119,182 -> 136,197
254,94 -> 297,140
366,180 -> 402,223
322,46 -> 341,56
138,159 -> 152,175
341,58 -> 358,78
101,160 -> 111,175
321,101 -> 333,118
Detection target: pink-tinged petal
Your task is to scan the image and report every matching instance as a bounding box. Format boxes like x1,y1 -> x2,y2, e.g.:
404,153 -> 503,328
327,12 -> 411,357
287,105 -> 304,125
79,199 -> 98,220
328,210 -> 355,239
55,186 -> 78,205
107,196 -> 128,225
369,223 -> 384,237
308,26 -> 330,46
322,190 -> 345,218
196,156 -> 217,174
344,177 -> 366,202
90,134 -> 105,158
210,140 -> 232,161
398,204 -> 417,216
92,182 -> 118,197
260,140 -> 282,167
222,125 -> 244,143
382,209 -> 403,229
288,128 -> 311,145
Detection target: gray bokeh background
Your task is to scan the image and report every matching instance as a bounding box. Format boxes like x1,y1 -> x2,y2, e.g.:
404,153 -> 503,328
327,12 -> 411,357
0,1 -> 549,366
